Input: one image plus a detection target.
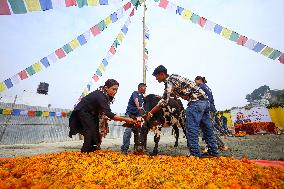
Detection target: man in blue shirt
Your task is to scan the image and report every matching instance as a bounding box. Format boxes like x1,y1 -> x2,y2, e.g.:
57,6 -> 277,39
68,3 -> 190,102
121,83 -> 146,154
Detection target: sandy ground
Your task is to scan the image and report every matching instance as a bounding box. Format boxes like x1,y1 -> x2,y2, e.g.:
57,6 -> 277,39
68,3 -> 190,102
0,134 -> 283,160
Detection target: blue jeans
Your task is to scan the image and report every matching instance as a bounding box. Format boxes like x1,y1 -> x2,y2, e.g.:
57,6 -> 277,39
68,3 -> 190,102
186,100 -> 218,157
121,127 -> 132,151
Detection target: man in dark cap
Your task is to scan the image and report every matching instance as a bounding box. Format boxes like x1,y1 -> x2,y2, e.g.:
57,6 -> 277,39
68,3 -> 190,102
146,65 -> 219,157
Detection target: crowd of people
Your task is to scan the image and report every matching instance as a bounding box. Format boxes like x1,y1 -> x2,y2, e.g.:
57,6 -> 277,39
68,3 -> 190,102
69,65 -> 230,157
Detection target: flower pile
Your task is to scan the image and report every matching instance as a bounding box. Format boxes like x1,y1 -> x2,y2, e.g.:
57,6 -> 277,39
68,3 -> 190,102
0,151 -> 283,188
234,122 -> 280,135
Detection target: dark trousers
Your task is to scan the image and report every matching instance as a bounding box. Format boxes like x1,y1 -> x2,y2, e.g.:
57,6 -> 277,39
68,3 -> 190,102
78,110 -> 100,153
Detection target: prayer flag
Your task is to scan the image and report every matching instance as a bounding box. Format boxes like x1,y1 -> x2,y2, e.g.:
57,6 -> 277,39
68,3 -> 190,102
49,112 -> 55,116
63,43 -> 73,54
237,35 -> 248,46
0,0 -> 11,15
268,49 -> 282,60
121,25 -> 128,35
77,0 -> 88,8
279,53 -> 284,64
190,13 -> 200,24
96,69 -> 102,77
176,6 -> 184,15
51,0 -> 65,8
99,0 -> 108,5
99,64 -> 106,72
182,9 -> 192,20
11,74 -> 20,85
117,32 -> 124,42
36,111 -> 43,116
116,8 -> 124,19
91,25 -> 101,36
98,20 -> 107,31
130,8 -> 134,16
3,109 -> 12,115
4,79 -> 13,89
111,12 -> 118,22
244,39 -> 257,50
0,82 -> 6,92
18,70 -> 28,80
32,62 -> 42,73
159,0 -> 168,9
204,20 -> 216,31
39,0 -> 53,11
92,74 -> 99,82
65,0 -> 77,7
166,2 -> 176,13
87,0 -> 99,6
104,16 -> 112,26
55,48 -> 66,59
26,66 -> 36,76
28,111 -> 36,117
25,0 -> 42,12
8,0 -> 27,14
70,39 -> 80,49
42,111 -> 49,116
47,52 -> 58,63
109,46 -> 116,54
214,24 -> 222,34
252,42 -> 265,53
229,31 -> 240,42
261,47 -> 273,57
12,109 -> 21,116
221,28 -> 232,39
198,17 -> 207,27
20,110 -> 28,116
123,2 -> 131,11
102,58 -> 108,66
40,57 -> 50,68
77,34 -> 87,45
83,30 -> 91,41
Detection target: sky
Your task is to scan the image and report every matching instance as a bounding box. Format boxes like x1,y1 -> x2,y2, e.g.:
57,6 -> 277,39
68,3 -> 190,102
0,0 -> 284,113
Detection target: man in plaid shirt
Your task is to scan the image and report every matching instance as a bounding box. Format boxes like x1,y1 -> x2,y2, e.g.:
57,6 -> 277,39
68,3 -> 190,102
146,65 -> 219,157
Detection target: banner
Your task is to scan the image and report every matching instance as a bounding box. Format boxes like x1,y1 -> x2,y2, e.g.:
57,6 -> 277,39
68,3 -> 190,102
230,107 -> 272,125
155,0 -> 284,64
0,1 -> 132,94
0,108 -> 72,118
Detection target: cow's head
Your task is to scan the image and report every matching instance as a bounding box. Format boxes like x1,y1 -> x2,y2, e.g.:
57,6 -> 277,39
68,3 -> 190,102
143,94 -> 164,127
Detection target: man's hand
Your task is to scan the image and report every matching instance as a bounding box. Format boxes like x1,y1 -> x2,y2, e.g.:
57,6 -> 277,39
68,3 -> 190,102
144,112 -> 153,121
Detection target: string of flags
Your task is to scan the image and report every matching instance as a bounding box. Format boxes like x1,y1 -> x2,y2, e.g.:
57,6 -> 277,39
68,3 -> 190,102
77,7 -> 136,104
0,0 -> 126,15
0,108 -> 72,118
0,1 -> 133,93
155,0 -> 284,64
144,24 -> 150,71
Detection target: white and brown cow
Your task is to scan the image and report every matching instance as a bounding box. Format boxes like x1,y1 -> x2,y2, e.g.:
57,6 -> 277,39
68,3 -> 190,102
138,94 -> 186,155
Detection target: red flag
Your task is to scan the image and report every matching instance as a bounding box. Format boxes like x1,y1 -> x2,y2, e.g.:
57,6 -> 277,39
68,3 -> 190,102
279,53 -> 284,64
92,74 -> 99,82
18,70 -> 28,80
65,0 -> 77,7
0,0 -> 11,15
159,0 -> 169,9
130,8 -> 135,17
91,25 -> 101,36
237,35 -> 248,46
62,112 -> 67,117
55,48 -> 66,59
123,2 -> 131,11
109,46 -> 116,55
199,17 -> 207,27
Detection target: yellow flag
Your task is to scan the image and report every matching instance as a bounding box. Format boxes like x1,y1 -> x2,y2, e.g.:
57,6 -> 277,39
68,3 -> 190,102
42,111 -> 49,117
99,64 -> 106,72
182,9 -> 192,20
32,62 -> 42,73
105,16 -> 112,26
117,32 -> 124,42
25,0 -> 41,11
70,39 -> 80,49
221,28 -> 232,39
3,109 -> 12,115
0,82 -> 6,92
83,89 -> 88,96
261,47 -> 273,56
87,0 -> 99,6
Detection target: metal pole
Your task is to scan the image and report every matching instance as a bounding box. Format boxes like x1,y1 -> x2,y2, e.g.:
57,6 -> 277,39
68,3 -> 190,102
142,1 -> 147,84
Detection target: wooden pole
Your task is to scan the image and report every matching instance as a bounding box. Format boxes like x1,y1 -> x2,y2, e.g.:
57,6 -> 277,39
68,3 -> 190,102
142,1 -> 147,84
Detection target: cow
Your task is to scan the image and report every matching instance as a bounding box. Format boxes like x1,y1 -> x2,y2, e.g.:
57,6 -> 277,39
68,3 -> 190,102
138,94 -> 186,155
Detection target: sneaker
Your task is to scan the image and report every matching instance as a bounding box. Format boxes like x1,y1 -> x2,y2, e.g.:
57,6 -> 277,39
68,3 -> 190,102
200,152 -> 219,158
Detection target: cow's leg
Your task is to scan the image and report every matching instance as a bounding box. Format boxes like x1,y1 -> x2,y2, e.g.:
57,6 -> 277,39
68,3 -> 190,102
140,123 -> 149,150
172,124 -> 179,147
152,126 -> 161,155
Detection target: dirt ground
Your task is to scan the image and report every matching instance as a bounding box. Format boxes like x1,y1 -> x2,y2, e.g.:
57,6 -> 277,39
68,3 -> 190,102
0,134 -> 283,160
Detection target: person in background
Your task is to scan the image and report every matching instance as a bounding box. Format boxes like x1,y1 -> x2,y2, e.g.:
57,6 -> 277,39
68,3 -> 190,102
146,65 -> 219,157
121,83 -> 147,154
195,76 -> 228,151
220,112 -> 230,135
69,79 -> 138,153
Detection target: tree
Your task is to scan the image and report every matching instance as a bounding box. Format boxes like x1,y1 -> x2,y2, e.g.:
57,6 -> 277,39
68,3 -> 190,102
246,85 -> 270,103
